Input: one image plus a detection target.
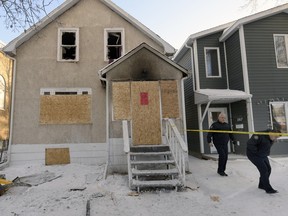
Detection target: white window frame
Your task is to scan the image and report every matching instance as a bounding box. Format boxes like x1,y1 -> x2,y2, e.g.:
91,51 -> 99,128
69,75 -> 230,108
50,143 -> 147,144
269,102 -> 288,138
104,28 -> 125,62
273,34 -> 288,68
204,47 -> 222,78
57,28 -> 79,62
0,75 -> 5,110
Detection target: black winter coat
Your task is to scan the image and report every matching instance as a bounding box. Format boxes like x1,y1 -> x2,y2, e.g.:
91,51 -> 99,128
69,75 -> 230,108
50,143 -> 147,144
246,130 -> 274,158
207,121 -> 234,145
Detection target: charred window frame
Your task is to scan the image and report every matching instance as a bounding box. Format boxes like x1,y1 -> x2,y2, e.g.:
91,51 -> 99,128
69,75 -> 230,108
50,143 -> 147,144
204,47 -> 222,78
57,28 -> 79,62
0,75 -> 5,110
104,28 -> 125,62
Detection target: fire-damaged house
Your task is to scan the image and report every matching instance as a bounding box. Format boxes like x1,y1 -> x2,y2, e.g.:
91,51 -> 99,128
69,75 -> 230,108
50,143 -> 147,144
3,0 -> 188,190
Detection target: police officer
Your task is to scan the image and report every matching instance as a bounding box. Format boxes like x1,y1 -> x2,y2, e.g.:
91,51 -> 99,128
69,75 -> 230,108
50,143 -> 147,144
207,113 -> 236,176
246,129 -> 281,194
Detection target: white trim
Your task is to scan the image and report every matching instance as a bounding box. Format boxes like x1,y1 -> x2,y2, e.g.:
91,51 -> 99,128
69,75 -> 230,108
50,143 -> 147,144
239,26 -> 250,94
223,42 -> 230,88
57,28 -> 79,62
204,47 -> 222,78
198,104 -> 204,153
104,28 -> 125,62
40,88 -> 92,95
193,40 -> 200,90
239,26 -> 254,134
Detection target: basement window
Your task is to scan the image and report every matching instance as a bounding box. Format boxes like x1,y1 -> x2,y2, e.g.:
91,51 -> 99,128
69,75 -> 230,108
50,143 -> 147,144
57,28 -> 79,62
104,28 -> 125,62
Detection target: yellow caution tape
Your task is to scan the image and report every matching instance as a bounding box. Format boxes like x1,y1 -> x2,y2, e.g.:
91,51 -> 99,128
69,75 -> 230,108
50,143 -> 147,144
186,129 -> 286,136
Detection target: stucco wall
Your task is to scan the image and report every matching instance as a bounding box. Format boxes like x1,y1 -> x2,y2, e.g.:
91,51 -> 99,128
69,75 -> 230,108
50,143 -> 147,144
12,0 -> 165,144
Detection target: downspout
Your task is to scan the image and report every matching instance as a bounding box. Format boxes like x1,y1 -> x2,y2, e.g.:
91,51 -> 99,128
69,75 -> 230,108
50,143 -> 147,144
97,70 -> 110,179
0,56 -> 16,169
223,41 -> 230,89
239,26 -> 254,134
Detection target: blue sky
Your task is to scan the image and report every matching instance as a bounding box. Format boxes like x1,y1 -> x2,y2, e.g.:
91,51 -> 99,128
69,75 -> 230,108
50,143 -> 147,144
0,0 -> 286,48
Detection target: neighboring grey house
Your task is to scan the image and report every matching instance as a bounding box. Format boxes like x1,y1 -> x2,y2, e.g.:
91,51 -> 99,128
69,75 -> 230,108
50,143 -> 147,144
173,4 -> 288,156
2,0 -> 188,178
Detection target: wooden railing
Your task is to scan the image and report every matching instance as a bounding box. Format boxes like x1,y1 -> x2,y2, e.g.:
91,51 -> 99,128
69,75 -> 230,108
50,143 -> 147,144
165,118 -> 188,184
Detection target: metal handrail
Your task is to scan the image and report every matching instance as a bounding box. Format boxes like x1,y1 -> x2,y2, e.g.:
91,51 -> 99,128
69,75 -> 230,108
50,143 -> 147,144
165,118 -> 188,184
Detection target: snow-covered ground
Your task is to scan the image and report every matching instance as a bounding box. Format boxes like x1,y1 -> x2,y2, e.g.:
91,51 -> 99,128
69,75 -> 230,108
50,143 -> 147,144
1,155 -> 288,216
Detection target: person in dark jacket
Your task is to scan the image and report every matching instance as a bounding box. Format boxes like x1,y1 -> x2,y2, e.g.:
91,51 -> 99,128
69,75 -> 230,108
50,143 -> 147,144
207,113 -> 236,176
246,129 -> 281,194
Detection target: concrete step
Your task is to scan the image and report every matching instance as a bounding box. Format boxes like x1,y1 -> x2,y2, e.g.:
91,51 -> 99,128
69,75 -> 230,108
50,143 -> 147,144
130,151 -> 172,156
132,168 -> 178,176
132,179 -> 182,188
130,145 -> 170,153
130,160 -> 175,165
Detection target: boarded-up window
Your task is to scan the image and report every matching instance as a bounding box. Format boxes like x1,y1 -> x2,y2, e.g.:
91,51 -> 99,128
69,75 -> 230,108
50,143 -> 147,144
160,80 -> 179,118
40,94 -> 92,124
112,82 -> 131,120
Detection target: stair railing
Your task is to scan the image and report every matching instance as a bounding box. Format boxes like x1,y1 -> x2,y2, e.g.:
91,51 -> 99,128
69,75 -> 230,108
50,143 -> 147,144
165,118 -> 188,184
122,120 -> 132,187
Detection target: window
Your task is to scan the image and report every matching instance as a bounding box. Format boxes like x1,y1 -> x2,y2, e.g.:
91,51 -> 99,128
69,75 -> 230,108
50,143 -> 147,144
104,28 -> 125,62
0,75 -> 5,110
57,28 -> 79,62
204,47 -> 221,77
270,102 -> 288,133
40,88 -> 92,124
274,34 -> 288,68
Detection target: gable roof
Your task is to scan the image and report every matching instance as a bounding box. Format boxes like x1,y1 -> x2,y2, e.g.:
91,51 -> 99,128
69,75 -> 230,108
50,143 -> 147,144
98,42 -> 187,81
0,40 -> 5,49
220,3 -> 288,41
173,22 -> 233,61
174,3 -> 288,61
3,0 -> 175,56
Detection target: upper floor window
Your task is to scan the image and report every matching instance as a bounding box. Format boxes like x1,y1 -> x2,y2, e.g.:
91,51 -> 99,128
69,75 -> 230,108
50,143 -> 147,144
204,47 -> 221,78
57,28 -> 79,62
104,28 -> 125,62
0,75 -> 5,110
274,34 -> 288,68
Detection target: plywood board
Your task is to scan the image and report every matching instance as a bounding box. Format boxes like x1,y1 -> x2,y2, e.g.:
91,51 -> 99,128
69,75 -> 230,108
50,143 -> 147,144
112,82 -> 131,120
45,148 -> 70,165
131,81 -> 161,145
40,95 -> 91,124
160,80 -> 180,118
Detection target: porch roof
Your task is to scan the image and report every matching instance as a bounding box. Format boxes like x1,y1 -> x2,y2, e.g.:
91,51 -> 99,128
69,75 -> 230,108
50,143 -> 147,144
98,43 -> 187,82
194,89 -> 252,104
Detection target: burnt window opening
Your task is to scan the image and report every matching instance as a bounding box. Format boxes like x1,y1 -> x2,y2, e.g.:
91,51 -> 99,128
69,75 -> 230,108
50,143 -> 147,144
44,92 -> 50,95
61,32 -> 76,60
107,32 -> 122,61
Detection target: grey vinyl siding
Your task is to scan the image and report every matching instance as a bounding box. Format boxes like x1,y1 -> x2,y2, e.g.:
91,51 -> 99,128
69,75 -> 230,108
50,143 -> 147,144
197,32 -> 228,89
244,13 -> 288,154
245,13 -> 288,129
175,50 -> 200,153
231,101 -> 249,154
225,31 -> 244,91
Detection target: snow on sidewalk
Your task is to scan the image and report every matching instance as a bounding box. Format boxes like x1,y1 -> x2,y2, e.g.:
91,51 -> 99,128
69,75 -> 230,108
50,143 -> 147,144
0,156 -> 287,216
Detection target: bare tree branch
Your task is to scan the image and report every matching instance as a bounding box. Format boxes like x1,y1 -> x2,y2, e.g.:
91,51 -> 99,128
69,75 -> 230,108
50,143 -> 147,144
241,0 -> 288,12
0,0 -> 56,30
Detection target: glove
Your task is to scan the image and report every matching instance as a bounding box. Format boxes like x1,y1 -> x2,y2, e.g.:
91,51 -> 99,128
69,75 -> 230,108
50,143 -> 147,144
232,141 -> 237,145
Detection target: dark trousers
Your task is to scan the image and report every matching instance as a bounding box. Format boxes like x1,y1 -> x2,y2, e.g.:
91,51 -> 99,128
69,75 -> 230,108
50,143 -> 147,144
247,155 -> 273,191
214,144 -> 228,173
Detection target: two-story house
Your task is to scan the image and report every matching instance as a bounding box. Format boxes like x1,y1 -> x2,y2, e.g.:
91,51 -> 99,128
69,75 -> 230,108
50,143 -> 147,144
3,0 -> 188,190
174,4 -> 288,156
0,40 -> 13,164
